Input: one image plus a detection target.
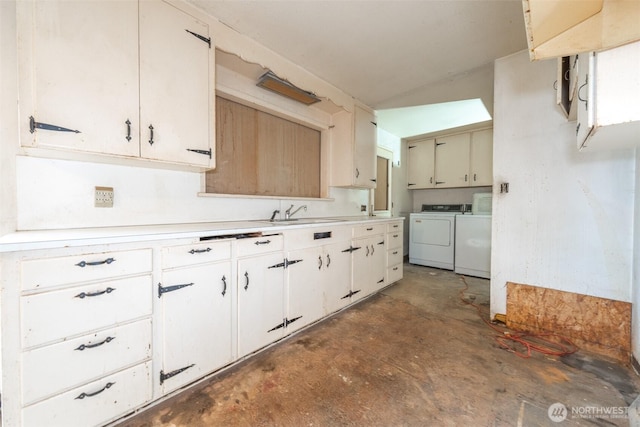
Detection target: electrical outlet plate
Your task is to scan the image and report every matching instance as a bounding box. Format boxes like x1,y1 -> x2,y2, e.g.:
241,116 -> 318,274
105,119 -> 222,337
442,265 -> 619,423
95,186 -> 114,208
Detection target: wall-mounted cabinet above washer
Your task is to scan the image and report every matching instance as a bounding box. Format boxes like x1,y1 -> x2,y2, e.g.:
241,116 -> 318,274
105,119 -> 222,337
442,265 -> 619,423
407,126 -> 493,189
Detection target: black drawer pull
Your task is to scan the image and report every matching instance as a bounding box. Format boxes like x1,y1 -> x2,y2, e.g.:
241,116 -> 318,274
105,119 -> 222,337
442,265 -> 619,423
244,271 -> 249,290
221,275 -> 227,296
75,257 -> 115,268
75,287 -> 115,299
75,336 -> 115,351
75,382 -> 115,400
366,227 -> 373,231
254,240 -> 271,245
189,247 -> 211,254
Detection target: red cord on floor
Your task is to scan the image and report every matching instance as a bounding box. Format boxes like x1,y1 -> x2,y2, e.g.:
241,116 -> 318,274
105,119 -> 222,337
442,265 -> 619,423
458,275 -> 578,359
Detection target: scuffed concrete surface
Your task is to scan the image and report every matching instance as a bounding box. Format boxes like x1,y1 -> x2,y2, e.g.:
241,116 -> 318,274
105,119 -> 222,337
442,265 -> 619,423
119,264 -> 640,426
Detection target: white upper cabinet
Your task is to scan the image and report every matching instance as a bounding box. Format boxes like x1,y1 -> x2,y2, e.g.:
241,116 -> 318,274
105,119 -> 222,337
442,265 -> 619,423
20,1 -> 140,157
406,127 -> 493,189
470,129 -> 493,187
139,1 -> 213,166
18,0 -> 214,170
523,0 -> 640,60
575,41 -> 640,151
330,105 -> 377,189
407,138 -> 435,189
434,133 -> 471,188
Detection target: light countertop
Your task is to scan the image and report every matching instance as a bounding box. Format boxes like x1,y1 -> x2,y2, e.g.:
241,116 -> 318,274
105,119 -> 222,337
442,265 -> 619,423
0,216 -> 404,253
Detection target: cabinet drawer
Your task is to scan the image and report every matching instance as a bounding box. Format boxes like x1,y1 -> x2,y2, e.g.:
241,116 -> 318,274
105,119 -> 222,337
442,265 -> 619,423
22,361 -> 152,427
21,275 -> 152,349
387,264 -> 403,284
387,248 -> 403,266
22,249 -> 152,291
387,231 -> 402,250
387,221 -> 403,233
284,226 -> 351,250
353,224 -> 386,238
22,319 -> 152,405
236,234 -> 283,257
162,240 -> 231,269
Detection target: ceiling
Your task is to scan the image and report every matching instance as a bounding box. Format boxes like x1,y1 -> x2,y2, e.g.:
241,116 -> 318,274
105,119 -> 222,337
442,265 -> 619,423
188,0 -> 529,137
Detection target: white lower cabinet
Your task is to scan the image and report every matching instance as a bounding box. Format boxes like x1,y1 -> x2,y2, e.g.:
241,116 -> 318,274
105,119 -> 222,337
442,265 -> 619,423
2,219 -> 406,426
159,261 -> 232,394
22,361 -> 152,427
352,225 -> 387,299
287,239 -> 353,330
236,235 -> 286,358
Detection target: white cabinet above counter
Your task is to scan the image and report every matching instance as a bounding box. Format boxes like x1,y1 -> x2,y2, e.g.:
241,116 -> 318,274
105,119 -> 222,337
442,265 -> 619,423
17,0 -> 215,171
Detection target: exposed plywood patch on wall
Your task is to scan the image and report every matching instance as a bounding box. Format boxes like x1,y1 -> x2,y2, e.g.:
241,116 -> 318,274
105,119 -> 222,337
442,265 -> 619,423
506,282 -> 631,362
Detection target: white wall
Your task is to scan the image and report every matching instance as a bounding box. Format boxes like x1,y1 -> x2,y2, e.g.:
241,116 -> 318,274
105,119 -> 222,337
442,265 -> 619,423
491,51 -> 635,317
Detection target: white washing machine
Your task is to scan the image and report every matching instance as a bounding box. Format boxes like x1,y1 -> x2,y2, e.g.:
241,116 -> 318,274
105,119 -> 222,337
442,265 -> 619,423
409,204 -> 468,270
454,214 -> 492,279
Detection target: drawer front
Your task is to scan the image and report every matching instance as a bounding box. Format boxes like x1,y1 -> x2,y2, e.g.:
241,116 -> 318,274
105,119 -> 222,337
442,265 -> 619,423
387,221 -> 403,233
387,231 -> 402,250
353,224 -> 386,238
22,249 -> 152,291
284,226 -> 351,250
22,319 -> 152,405
22,361 -> 152,427
387,264 -> 403,284
162,240 -> 231,269
387,248 -> 403,266
21,275 -> 152,349
236,234 -> 284,257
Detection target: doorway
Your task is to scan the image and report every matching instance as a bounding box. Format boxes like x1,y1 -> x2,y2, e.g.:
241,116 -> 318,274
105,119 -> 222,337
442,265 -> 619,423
372,147 -> 392,216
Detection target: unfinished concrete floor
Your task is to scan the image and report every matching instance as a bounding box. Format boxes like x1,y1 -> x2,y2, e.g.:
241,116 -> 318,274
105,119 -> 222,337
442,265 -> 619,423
119,263 -> 640,426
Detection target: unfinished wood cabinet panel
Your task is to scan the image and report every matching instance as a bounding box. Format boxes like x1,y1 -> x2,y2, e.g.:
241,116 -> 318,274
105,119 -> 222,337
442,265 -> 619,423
206,97 -> 320,198
506,282 -> 631,362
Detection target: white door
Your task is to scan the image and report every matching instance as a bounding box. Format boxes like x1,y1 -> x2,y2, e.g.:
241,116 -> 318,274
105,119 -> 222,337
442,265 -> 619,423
286,248 -> 323,333
354,106 -> 377,188
139,0 -> 212,167
25,1 -> 139,156
407,138 -> 436,189
435,133 -> 471,188
160,262 -> 232,393
237,253 -> 285,357
323,241 -> 353,314
470,129 -> 493,186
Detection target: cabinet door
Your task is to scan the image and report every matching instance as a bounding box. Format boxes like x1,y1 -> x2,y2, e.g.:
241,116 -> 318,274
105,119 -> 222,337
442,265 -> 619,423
353,106 -> 377,188
435,133 -> 471,188
407,139 -> 435,189
323,242 -> 353,314
576,53 -> 594,149
470,129 -> 493,186
352,236 -> 386,299
237,253 -> 285,357
159,262 -> 232,393
286,247 -> 323,333
139,1 -> 213,167
22,1 -> 139,156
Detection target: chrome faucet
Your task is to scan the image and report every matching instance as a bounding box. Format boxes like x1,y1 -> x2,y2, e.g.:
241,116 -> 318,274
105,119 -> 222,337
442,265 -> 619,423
269,209 -> 280,222
284,204 -> 307,220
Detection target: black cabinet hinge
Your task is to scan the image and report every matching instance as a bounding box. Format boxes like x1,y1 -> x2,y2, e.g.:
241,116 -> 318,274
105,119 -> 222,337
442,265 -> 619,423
185,29 -> 211,48
268,258 -> 303,269
158,282 -> 194,298
341,246 -> 361,253
267,316 -> 302,332
186,148 -> 212,158
29,116 -> 80,134
341,289 -> 361,299
160,364 -> 195,385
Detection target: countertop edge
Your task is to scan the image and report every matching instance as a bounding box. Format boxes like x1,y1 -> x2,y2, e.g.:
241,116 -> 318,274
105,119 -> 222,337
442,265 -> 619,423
0,217 -> 405,253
